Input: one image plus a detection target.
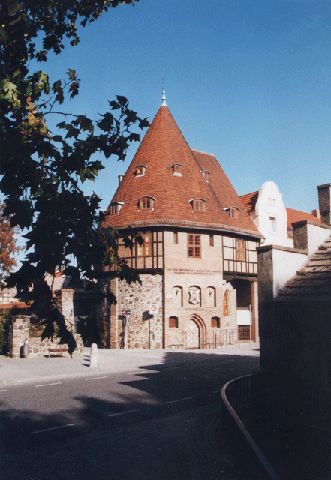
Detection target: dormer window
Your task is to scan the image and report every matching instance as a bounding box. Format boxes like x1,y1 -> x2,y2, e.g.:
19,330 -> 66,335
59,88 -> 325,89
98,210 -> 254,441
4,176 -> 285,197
109,201 -> 124,215
138,196 -> 155,210
190,199 -> 206,212
134,165 -> 147,177
224,206 -> 239,220
201,169 -> 210,182
171,163 -> 182,177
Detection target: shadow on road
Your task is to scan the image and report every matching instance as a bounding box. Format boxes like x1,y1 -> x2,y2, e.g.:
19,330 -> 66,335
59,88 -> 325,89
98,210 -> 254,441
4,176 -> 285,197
0,351 -> 261,480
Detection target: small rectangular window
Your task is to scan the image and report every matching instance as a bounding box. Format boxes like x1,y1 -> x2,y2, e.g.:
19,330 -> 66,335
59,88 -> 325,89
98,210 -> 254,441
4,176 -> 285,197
211,316 -> 220,328
134,165 -> 146,177
269,217 -> 276,232
171,164 -> 182,176
209,234 -> 214,247
173,232 -> 178,244
169,316 -> 179,328
192,199 -> 206,212
137,232 -> 152,257
188,234 -> 201,257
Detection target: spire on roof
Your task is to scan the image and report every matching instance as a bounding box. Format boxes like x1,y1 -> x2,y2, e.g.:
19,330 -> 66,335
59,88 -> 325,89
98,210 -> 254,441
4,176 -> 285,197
161,86 -> 167,107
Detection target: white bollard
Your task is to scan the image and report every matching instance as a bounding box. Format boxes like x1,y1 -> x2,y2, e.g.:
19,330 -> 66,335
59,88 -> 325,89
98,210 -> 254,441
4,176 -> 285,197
89,343 -> 98,368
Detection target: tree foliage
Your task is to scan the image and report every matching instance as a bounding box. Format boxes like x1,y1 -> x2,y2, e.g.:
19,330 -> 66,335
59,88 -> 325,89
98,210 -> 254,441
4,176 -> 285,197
0,0 -> 147,351
0,204 -> 21,284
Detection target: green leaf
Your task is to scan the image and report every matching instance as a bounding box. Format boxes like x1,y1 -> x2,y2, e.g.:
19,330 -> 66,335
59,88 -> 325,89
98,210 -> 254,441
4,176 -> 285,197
0,79 -> 20,107
139,118 -> 150,129
0,27 -> 10,44
56,121 -> 67,129
69,81 -> 79,98
51,135 -> 63,143
8,1 -> 21,16
116,95 -> 128,107
67,69 -> 77,81
73,115 -> 94,133
65,126 -> 80,139
109,100 -> 120,110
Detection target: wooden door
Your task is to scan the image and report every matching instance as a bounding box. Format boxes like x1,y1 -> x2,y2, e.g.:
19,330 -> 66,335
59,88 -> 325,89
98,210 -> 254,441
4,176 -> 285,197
186,320 -> 200,349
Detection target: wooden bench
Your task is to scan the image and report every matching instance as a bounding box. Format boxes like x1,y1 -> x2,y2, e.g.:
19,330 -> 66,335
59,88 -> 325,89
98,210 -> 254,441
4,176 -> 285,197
47,347 -> 71,358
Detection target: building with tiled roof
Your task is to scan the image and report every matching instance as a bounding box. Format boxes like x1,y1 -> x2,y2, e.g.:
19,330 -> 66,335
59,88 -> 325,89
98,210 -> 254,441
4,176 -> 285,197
240,181 -> 322,247
286,207 -> 321,230
276,235 -> 331,302
99,95 -> 261,349
259,235 -> 331,478
260,234 -> 331,393
104,105 -> 257,235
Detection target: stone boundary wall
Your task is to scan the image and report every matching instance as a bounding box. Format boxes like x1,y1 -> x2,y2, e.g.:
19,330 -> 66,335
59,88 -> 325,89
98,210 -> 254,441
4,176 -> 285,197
115,274 -> 163,349
11,316 -> 83,358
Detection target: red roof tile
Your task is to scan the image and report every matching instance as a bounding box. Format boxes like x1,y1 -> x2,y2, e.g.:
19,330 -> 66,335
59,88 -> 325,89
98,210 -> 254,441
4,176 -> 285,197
103,106 -> 259,237
191,150 -> 258,232
240,190 -> 321,229
240,191 -> 258,214
286,208 -> 321,228
0,301 -> 28,309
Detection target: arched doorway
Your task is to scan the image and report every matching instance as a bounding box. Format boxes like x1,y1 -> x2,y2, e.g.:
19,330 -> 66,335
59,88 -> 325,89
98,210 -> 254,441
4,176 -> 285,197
185,315 -> 206,349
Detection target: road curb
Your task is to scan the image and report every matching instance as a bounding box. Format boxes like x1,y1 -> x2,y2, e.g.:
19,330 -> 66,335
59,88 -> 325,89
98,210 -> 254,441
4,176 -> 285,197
221,374 -> 280,480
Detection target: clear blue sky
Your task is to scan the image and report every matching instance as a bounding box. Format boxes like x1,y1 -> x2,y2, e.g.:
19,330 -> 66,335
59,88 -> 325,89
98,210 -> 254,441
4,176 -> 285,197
43,0 -> 331,213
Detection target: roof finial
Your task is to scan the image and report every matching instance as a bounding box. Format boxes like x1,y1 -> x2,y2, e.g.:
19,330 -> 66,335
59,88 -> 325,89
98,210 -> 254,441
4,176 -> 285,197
161,84 -> 167,107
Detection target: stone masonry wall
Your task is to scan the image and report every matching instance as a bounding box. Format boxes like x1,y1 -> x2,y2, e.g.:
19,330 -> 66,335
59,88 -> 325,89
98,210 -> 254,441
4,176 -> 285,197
11,315 -> 30,358
11,316 -> 83,358
113,274 -> 163,349
55,288 -> 75,330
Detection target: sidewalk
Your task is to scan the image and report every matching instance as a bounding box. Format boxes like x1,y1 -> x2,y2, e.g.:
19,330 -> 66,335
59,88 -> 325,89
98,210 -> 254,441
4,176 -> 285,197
0,343 -> 260,386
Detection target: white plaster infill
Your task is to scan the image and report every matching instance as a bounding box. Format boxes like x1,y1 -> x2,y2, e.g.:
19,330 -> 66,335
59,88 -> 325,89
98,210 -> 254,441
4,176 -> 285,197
293,219 -> 331,256
257,244 -> 308,301
254,181 -> 289,247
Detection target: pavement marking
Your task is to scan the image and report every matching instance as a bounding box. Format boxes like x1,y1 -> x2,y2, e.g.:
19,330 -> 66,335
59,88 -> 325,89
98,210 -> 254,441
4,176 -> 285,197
35,382 -> 62,388
166,396 -> 192,404
85,376 -> 107,381
127,370 -> 150,376
31,423 -> 75,435
0,389 -> 7,392
108,409 -> 139,418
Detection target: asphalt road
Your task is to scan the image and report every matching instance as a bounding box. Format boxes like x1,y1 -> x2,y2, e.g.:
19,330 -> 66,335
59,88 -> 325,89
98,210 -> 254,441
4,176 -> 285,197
0,350 -> 260,480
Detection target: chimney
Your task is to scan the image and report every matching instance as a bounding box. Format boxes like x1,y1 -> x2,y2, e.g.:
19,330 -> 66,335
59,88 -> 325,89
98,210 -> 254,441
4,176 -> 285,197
118,175 -> 123,185
311,209 -> 320,219
317,183 -> 331,225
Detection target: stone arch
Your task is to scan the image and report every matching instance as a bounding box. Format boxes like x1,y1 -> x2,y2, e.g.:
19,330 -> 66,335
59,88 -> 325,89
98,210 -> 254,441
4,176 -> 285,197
185,314 -> 206,349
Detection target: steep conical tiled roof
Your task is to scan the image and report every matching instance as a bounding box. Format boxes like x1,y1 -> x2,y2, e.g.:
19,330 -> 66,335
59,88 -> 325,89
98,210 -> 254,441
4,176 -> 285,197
103,105 -> 258,236
192,150 -> 257,232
